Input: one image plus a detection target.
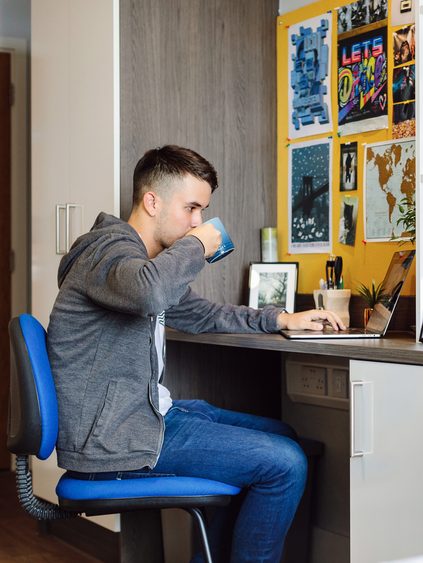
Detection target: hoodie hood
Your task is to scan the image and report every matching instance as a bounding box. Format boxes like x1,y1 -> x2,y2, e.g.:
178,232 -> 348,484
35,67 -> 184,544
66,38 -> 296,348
58,213 -> 141,287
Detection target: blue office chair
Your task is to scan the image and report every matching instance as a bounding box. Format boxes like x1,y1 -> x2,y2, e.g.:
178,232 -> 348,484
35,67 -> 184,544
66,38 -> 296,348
7,314 -> 241,563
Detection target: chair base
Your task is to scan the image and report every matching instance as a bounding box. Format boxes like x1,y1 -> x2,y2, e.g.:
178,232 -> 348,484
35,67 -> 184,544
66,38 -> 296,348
59,493 -> 233,517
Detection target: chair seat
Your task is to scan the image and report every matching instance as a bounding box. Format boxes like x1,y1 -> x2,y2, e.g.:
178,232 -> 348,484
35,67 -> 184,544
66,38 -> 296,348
56,474 -> 241,516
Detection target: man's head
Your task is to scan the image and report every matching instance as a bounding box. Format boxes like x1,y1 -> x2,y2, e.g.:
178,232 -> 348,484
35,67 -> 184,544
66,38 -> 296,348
132,145 -> 218,208
129,145 -> 219,256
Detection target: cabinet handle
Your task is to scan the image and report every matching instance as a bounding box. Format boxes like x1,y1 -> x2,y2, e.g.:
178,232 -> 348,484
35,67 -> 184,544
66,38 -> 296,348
350,381 -> 363,457
66,204 -> 84,252
56,204 -> 66,255
350,380 -> 374,458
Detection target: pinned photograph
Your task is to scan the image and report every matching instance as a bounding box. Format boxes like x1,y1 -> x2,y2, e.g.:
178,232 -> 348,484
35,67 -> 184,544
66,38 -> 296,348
288,139 -> 332,254
340,142 -> 358,191
339,196 -> 358,246
391,0 -> 414,27
393,101 -> 415,138
337,0 -> 388,35
248,262 -> 298,312
393,64 -> 415,103
393,24 -> 415,66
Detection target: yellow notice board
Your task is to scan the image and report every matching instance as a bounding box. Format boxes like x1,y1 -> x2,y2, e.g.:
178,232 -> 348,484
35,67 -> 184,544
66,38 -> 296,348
277,0 -> 415,295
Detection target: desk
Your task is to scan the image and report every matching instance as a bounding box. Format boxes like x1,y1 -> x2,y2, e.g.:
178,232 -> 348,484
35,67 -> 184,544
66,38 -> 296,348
166,329 -> 423,563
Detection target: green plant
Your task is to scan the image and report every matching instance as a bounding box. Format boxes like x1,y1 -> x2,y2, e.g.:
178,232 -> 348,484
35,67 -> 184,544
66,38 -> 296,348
356,280 -> 387,308
395,194 -> 415,245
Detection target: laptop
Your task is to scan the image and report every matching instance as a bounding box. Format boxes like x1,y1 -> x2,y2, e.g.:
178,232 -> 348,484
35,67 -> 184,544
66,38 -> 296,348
280,250 -> 415,339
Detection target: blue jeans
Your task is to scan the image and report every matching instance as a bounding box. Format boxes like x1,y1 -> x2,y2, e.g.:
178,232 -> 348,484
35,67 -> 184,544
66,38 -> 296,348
69,400 -> 307,563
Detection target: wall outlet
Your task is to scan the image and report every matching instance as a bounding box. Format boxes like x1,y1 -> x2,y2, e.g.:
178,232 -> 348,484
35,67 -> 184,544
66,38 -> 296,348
298,365 -> 327,396
285,355 -> 349,410
329,369 -> 349,399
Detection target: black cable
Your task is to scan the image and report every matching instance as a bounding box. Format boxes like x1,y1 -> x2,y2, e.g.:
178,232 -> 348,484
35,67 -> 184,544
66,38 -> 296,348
15,455 -> 80,520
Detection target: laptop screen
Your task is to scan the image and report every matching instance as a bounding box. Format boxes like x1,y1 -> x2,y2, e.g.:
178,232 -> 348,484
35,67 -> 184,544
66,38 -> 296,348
366,250 -> 415,334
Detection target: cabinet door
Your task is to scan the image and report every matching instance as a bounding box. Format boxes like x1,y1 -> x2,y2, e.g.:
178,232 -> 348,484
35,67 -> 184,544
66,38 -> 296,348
350,360 -> 423,563
32,0 -> 120,327
68,0 -> 120,231
31,0 -> 119,532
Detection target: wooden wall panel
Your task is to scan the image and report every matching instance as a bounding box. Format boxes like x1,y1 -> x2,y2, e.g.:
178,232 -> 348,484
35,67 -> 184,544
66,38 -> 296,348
120,0 -> 278,305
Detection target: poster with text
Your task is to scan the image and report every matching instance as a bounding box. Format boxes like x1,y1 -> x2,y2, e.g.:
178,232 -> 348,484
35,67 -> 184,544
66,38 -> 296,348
338,27 -> 388,135
364,139 -> 415,241
339,196 -> 358,246
391,0 -> 414,26
340,142 -> 358,191
288,15 -> 332,139
288,139 -> 332,254
338,0 -> 387,35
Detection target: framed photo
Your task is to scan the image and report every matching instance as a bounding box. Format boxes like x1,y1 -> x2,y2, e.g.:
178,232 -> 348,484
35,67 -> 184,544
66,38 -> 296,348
248,262 -> 298,312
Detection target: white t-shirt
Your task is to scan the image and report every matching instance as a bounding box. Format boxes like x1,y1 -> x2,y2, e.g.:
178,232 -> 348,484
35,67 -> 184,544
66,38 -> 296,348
155,312 -> 173,416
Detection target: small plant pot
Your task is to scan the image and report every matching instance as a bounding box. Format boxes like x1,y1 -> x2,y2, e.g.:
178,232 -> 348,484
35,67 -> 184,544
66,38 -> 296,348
363,307 -> 373,327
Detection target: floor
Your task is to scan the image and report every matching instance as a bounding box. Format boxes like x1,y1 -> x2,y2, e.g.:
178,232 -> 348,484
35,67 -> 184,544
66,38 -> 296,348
0,470 -> 100,562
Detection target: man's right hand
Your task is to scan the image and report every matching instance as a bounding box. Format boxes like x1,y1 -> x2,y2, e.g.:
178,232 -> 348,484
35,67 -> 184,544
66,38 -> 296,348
186,223 -> 222,258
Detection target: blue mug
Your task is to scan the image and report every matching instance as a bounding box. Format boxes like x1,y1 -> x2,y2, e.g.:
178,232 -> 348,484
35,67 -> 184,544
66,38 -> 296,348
203,217 -> 235,263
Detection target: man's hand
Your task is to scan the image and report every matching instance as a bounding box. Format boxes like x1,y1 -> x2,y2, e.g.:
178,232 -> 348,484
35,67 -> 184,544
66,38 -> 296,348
187,224 -> 222,258
277,309 -> 346,331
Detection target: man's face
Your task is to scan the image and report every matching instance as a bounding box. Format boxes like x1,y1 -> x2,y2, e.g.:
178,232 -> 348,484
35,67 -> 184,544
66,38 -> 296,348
153,173 -> 212,250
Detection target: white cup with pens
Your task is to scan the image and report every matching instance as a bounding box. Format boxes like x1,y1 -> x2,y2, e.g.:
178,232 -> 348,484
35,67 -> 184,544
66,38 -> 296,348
315,255 -> 351,326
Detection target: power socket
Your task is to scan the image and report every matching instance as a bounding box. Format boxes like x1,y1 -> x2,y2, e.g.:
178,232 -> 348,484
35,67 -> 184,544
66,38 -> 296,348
297,365 -> 327,396
285,355 -> 349,410
328,369 -> 349,399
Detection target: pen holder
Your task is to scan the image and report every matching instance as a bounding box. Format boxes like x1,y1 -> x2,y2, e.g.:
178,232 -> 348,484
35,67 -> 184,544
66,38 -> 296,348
313,289 -> 351,328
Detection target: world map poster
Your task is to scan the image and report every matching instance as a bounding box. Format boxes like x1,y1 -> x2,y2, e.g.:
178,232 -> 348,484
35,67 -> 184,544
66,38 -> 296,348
364,139 -> 415,241
338,26 -> 388,135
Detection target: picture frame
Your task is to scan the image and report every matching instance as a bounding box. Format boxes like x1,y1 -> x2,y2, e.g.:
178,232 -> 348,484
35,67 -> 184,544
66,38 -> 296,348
248,262 -> 298,312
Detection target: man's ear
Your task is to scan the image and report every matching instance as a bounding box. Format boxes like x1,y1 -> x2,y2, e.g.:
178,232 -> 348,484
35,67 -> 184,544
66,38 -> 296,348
143,191 -> 160,217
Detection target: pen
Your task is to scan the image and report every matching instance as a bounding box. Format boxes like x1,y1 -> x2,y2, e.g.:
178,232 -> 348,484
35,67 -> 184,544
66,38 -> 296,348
334,256 -> 343,289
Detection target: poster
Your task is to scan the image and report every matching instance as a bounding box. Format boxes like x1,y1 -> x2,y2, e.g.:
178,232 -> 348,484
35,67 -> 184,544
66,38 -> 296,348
364,139 -> 415,241
288,139 -> 332,254
391,0 -> 414,27
393,24 -> 415,66
393,100 -> 415,138
338,27 -> 388,135
393,64 -> 415,103
340,142 -> 358,191
288,15 -> 332,139
339,196 -> 359,246
338,0 -> 387,35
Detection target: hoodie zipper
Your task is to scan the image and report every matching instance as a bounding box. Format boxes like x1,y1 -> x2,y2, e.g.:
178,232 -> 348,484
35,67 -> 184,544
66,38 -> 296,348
148,315 -> 165,467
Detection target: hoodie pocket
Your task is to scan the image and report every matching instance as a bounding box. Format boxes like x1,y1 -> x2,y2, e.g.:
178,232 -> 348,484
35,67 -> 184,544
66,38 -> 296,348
91,380 -> 118,438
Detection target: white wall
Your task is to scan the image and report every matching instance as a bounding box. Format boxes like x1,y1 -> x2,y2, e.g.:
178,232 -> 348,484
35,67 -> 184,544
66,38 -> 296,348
0,0 -> 30,39
279,0 -> 314,15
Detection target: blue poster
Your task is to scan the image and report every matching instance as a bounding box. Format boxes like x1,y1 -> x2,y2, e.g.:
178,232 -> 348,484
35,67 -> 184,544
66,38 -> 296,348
288,139 -> 332,254
288,14 -> 333,139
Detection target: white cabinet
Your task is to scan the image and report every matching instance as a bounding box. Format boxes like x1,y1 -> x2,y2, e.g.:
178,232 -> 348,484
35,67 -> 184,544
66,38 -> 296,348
31,0 -> 120,327
350,360 -> 423,563
31,0 -> 120,531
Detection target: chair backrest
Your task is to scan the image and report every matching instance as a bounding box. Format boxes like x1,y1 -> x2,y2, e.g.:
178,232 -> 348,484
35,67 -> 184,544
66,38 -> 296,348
8,314 -> 59,460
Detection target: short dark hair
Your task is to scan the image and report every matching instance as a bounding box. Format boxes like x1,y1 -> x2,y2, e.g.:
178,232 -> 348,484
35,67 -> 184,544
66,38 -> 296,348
132,145 -> 218,207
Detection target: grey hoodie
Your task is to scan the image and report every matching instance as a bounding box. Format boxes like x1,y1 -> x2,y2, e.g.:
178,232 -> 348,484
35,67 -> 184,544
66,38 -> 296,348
47,213 -> 282,472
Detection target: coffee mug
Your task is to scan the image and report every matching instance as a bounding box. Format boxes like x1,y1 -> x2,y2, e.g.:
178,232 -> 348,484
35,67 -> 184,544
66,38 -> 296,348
203,217 -> 235,263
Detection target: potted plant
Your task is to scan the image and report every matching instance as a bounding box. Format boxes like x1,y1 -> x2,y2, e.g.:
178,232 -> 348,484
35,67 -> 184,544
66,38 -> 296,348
395,194 -> 415,245
356,280 -> 387,326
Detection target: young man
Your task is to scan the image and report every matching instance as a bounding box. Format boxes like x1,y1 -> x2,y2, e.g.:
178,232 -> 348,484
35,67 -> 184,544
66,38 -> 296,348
47,145 -> 344,562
